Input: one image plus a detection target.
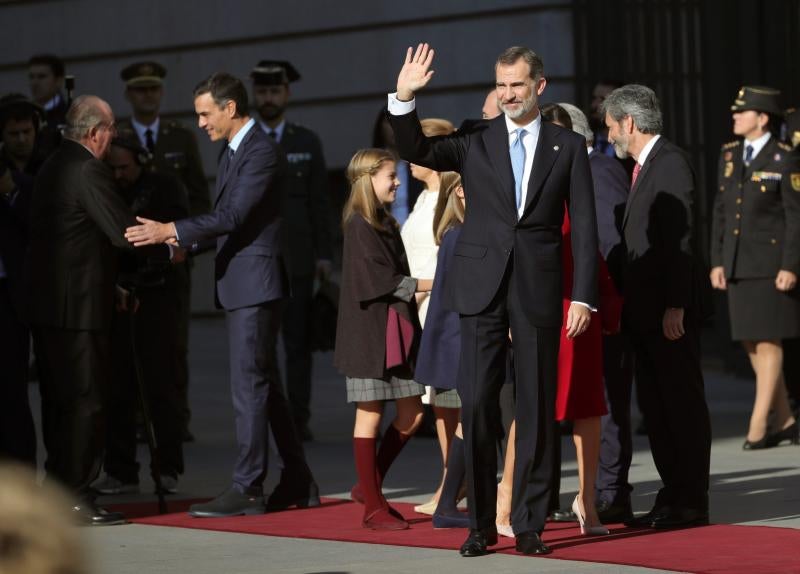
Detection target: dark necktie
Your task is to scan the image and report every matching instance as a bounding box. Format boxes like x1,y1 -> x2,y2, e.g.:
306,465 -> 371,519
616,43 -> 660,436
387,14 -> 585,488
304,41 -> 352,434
744,144 -> 754,166
145,128 -> 156,153
631,162 -> 642,188
268,130 -> 277,141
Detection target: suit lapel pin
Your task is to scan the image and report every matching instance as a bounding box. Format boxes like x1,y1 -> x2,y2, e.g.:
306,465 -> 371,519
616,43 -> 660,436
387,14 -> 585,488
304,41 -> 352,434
553,145 -> 559,151
775,153 -> 782,161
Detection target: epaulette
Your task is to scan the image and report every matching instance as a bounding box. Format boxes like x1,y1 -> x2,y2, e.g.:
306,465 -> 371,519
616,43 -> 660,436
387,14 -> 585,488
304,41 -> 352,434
777,141 -> 792,151
721,140 -> 740,150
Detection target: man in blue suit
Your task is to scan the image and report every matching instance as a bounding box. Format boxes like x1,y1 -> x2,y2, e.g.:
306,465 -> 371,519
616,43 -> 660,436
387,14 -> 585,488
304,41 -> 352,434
126,73 -> 318,517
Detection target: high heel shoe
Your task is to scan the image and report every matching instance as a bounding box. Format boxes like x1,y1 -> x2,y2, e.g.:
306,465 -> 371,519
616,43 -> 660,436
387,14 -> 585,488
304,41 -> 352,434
766,421 -> 800,448
572,495 -> 609,536
742,435 -> 770,450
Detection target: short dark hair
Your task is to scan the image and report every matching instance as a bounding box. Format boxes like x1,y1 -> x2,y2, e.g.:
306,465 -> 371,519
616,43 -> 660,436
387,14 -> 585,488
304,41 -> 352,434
540,103 -> 573,130
496,46 -> 544,81
193,73 -> 248,117
28,54 -> 65,78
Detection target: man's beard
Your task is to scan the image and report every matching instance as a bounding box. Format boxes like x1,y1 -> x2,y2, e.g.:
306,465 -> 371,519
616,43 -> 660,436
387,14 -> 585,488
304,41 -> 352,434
498,92 -> 535,120
613,137 -> 630,159
258,103 -> 285,122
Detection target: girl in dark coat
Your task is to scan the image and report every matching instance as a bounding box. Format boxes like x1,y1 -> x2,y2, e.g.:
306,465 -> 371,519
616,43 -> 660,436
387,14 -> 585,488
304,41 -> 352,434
334,148 -> 431,530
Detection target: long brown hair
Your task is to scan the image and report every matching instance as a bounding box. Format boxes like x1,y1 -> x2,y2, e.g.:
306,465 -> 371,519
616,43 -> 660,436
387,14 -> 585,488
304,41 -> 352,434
432,171 -> 464,245
342,148 -> 397,230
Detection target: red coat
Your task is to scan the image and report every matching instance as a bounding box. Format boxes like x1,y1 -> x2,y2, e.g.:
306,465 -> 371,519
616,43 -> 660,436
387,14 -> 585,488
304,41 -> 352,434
556,212 -> 623,421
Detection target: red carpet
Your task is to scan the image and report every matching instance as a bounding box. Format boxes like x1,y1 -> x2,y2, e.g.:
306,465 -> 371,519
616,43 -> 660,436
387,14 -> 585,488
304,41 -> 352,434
120,498 -> 800,574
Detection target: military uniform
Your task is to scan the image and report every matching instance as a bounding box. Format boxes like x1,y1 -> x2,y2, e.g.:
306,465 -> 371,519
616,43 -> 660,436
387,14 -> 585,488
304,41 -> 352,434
252,61 -> 333,436
104,145 -> 189,485
118,61 -> 210,439
711,88 -> 800,341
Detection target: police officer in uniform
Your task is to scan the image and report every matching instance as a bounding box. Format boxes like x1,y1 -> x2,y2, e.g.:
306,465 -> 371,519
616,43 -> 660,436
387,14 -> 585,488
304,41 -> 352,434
710,86 -> 800,449
93,132 -> 189,494
119,61 -> 210,440
250,60 -> 333,440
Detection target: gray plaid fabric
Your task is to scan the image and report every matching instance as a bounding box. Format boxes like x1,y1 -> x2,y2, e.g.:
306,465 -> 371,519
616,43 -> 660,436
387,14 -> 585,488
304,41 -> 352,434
346,376 -> 424,403
432,388 -> 461,408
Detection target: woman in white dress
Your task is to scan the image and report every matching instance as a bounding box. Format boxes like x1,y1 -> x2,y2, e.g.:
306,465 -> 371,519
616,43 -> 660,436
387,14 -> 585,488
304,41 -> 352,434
400,118 -> 459,514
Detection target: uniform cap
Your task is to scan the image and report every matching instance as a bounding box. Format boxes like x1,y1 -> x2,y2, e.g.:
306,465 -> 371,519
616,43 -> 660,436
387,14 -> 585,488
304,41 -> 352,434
731,86 -> 783,116
121,61 -> 167,87
250,60 -> 301,86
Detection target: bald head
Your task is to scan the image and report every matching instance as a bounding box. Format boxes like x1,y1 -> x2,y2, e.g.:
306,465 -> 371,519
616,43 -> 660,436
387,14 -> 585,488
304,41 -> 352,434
482,90 -> 501,119
64,95 -> 116,158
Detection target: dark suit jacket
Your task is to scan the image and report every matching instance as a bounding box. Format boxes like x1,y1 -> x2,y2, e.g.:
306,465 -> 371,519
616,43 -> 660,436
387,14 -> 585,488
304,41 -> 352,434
620,136 -> 706,333
710,137 -> 800,279
174,123 -> 288,310
118,117 -> 211,217
27,139 -> 168,331
589,149 -> 629,259
390,110 -> 598,326
0,187 -> 31,312
275,122 -> 332,278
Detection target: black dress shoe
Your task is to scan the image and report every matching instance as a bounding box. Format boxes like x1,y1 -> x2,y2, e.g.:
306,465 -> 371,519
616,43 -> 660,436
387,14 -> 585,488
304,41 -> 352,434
596,499 -> 633,523
72,502 -> 126,526
459,526 -> 498,557
515,530 -> 551,555
651,506 -> 708,529
624,506 -> 667,528
266,478 -> 320,511
549,507 -> 577,522
189,487 -> 266,517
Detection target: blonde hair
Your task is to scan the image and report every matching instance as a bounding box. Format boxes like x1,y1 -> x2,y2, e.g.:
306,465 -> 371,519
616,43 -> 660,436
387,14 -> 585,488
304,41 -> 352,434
433,171 -> 464,245
342,148 -> 397,230
0,464 -> 89,574
420,118 -> 455,137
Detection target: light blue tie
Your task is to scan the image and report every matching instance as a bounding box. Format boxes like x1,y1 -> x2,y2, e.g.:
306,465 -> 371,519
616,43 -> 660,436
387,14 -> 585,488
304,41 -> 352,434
510,128 -> 527,210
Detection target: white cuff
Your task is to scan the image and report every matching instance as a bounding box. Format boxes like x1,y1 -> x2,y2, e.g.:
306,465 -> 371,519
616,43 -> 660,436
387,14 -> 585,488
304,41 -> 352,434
387,92 -> 416,116
572,300 -> 597,313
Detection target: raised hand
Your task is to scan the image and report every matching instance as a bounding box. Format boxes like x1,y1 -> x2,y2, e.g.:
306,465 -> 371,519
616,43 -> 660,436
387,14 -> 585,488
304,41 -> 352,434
396,43 -> 435,101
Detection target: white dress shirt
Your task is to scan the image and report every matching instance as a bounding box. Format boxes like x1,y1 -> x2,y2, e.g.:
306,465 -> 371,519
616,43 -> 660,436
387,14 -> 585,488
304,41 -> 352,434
636,134 -> 661,167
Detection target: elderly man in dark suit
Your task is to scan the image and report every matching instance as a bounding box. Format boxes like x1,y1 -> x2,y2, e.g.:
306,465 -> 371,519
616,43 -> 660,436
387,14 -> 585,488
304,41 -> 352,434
250,60 -> 333,441
389,44 -> 598,557
126,73 -> 318,517
602,84 -> 711,529
28,95 -> 177,525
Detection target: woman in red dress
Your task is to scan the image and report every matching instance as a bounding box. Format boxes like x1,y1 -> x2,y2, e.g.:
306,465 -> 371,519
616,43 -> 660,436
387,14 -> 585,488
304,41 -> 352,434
496,104 -> 622,537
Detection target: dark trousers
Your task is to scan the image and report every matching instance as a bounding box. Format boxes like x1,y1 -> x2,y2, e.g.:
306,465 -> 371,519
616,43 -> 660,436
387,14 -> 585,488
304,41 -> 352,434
34,325 -> 108,499
596,333 -> 635,505
0,280 -> 36,464
458,271 -> 560,534
228,301 -> 310,493
174,264 -> 192,430
632,324 -> 710,510
281,275 -> 314,428
104,287 -> 184,481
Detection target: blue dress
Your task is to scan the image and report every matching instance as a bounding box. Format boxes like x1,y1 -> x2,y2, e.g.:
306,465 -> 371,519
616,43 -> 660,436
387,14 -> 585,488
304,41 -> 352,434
415,225 -> 461,391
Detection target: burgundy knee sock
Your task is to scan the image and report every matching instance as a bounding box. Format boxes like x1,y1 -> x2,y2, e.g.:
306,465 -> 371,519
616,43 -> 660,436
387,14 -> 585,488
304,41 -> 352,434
353,437 -> 384,513
376,424 -> 412,487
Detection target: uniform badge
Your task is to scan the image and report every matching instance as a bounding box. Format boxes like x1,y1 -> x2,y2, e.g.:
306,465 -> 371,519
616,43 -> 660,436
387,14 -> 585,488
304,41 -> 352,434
792,173 -> 800,192
724,151 -> 732,161
724,162 -> 734,178
775,153 -> 782,161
